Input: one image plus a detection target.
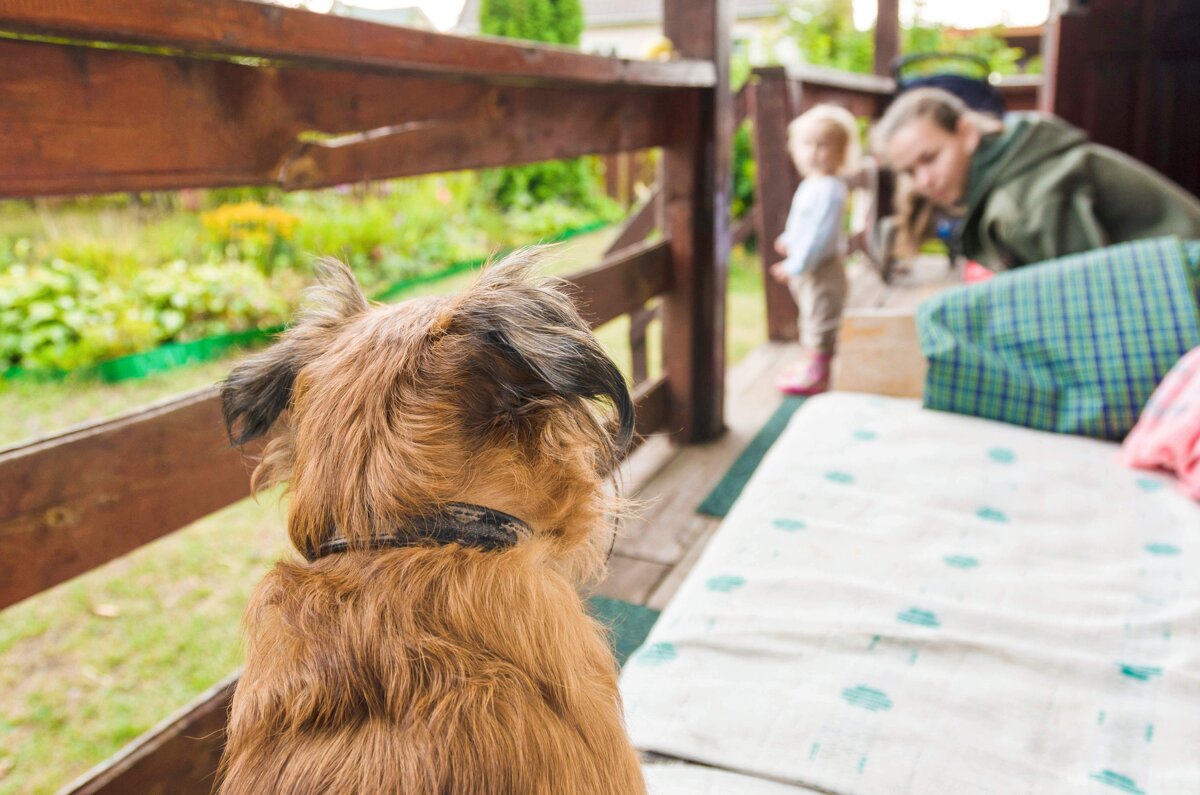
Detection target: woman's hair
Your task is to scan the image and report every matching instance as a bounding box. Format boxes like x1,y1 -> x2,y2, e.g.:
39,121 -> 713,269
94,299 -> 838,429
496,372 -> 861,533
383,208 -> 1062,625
787,103 -> 862,177
871,87 -> 1003,163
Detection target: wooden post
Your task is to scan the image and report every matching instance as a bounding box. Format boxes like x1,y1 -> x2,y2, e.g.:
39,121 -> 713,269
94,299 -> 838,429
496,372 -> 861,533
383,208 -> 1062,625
662,0 -> 730,442
750,67 -> 801,342
874,0 -> 900,77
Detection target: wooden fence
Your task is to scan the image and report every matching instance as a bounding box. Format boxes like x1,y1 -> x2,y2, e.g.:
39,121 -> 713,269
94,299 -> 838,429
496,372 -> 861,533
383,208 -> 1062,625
0,0 -> 731,790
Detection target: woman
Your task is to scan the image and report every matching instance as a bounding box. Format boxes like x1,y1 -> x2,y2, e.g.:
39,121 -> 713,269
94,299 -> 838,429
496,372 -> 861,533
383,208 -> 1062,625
873,87 -> 1200,270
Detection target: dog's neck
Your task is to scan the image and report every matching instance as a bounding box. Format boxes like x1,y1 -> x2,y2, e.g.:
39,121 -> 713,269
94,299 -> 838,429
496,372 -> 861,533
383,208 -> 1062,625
306,502 -> 532,561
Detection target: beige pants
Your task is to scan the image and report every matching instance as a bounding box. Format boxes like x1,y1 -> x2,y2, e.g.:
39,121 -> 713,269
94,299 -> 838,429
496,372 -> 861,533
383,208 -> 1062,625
787,257 -> 847,354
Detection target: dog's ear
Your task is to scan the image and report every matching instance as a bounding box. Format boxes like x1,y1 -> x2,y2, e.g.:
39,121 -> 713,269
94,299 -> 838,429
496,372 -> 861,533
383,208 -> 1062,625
452,250 -> 634,457
221,259 -> 367,446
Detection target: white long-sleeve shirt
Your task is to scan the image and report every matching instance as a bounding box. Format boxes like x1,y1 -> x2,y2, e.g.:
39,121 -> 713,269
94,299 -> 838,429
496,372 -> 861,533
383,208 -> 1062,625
780,175 -> 847,276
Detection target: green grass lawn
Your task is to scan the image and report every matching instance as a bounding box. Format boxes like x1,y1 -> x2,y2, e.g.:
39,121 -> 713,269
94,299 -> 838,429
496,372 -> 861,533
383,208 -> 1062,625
0,230 -> 767,794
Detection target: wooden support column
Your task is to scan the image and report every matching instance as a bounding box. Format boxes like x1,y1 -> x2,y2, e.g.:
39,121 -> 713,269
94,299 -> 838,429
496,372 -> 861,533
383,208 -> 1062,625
750,67 -> 801,342
874,0 -> 900,76
662,0 -> 730,443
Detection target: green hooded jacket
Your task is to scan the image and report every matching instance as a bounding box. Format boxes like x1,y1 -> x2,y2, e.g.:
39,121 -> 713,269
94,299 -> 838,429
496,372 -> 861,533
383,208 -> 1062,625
958,113 -> 1200,270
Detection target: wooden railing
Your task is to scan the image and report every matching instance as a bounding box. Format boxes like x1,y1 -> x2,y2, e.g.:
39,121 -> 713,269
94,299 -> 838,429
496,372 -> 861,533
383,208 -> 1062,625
747,65 -> 1042,340
0,0 -> 730,790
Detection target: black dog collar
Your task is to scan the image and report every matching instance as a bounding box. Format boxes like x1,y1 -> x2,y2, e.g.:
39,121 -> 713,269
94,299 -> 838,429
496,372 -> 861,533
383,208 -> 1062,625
307,502 -> 532,561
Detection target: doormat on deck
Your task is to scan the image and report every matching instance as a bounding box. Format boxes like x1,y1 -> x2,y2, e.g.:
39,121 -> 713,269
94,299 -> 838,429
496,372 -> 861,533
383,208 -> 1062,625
696,395 -> 807,518
587,596 -> 661,668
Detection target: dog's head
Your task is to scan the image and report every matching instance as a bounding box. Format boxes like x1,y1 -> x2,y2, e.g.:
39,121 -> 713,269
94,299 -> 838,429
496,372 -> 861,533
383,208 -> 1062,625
222,250 -> 632,579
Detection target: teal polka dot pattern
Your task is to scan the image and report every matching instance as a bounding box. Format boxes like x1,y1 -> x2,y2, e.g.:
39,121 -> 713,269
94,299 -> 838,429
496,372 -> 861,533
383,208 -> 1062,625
988,447 -> 1017,463
1145,543 -> 1181,556
824,471 -> 855,485
853,429 -> 879,441
841,684 -> 893,711
636,642 -> 677,666
772,518 -> 807,532
897,607 -> 940,628
975,506 -> 1008,523
1135,477 -> 1165,492
1089,770 -> 1146,794
1117,664 -> 1163,682
706,575 -> 746,593
943,555 -> 980,569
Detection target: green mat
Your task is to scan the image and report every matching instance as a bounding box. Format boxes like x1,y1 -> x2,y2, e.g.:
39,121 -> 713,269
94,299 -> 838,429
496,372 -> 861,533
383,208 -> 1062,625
586,595 -> 660,668
696,395 -> 807,518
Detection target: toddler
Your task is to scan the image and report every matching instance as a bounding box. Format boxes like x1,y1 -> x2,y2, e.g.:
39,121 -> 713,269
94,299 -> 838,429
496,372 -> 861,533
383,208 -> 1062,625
770,104 -> 860,395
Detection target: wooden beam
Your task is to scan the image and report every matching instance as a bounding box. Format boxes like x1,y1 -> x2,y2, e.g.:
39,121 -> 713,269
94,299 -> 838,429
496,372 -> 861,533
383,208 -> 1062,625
782,64 -> 894,118
60,674 -> 238,795
874,0 -> 900,77
632,376 -> 671,441
565,239 -> 672,330
750,68 -> 800,342
661,0 -> 730,443
604,189 -> 661,257
0,38 -> 681,198
0,0 -> 715,89
0,388 -> 255,611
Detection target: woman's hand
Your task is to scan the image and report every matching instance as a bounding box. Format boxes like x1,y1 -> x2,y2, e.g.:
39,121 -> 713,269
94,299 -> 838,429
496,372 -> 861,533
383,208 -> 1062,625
769,261 -> 792,284
774,235 -> 788,256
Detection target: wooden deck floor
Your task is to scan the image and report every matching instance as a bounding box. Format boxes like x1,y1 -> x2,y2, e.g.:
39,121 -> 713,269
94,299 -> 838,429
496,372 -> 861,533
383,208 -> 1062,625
596,255 -> 957,608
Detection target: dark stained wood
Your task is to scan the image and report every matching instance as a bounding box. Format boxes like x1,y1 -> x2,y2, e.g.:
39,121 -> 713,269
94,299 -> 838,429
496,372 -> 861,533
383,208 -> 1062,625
1045,0 -> 1200,196
997,75 -> 1043,112
0,388 -> 256,611
0,38 -> 681,198
565,239 -> 672,330
632,376 -> 671,441
731,208 -> 758,248
0,0 -> 715,89
750,68 -> 801,342
784,64 -> 894,118
734,79 -> 753,125
661,0 -> 730,443
61,675 -> 237,795
874,0 -> 900,77
629,304 -> 661,386
604,189 -> 661,257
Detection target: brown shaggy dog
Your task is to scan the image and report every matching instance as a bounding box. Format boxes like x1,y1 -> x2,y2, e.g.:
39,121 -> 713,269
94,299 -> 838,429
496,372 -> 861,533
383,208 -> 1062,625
217,252 -> 645,794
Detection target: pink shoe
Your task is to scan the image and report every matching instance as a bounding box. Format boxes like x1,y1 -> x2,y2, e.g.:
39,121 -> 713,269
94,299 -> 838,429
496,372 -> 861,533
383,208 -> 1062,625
777,354 -> 831,396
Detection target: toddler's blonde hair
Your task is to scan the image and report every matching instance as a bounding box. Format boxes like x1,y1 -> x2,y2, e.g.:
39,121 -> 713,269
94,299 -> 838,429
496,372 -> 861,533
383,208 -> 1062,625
787,104 -> 861,178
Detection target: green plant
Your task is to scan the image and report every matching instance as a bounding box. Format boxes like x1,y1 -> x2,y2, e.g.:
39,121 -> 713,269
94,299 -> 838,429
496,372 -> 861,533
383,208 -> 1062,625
131,260 -> 290,343
0,260 -> 154,371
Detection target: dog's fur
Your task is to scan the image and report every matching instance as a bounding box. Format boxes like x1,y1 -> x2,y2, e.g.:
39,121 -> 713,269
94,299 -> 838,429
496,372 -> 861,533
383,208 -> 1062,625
216,252 -> 645,794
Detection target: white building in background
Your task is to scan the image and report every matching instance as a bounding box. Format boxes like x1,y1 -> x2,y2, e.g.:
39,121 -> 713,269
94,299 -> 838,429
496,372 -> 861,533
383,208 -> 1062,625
455,0 -> 785,62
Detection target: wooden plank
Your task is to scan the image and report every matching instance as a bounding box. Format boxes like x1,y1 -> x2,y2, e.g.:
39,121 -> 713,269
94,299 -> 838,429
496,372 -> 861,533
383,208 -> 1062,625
632,377 -> 671,441
750,68 -> 800,342
565,239 -> 672,330
0,38 -> 681,197
997,75 -> 1043,111
596,553 -> 670,605
661,0 -> 729,443
831,309 -> 926,399
61,674 -> 238,795
0,0 -> 715,89
604,189 -> 660,257
874,0 -> 900,77
0,388 -> 255,611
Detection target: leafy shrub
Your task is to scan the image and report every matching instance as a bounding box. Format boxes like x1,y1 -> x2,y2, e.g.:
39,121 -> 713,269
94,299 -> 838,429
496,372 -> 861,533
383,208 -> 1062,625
131,260 -> 290,343
0,260 -> 154,371
201,202 -> 299,274
0,258 -> 290,371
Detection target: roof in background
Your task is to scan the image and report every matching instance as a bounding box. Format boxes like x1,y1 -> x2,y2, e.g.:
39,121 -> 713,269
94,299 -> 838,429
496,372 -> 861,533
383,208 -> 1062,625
456,0 -> 780,34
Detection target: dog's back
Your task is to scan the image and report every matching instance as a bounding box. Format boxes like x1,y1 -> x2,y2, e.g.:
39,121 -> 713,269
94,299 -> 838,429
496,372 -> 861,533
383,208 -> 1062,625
216,255 -> 645,793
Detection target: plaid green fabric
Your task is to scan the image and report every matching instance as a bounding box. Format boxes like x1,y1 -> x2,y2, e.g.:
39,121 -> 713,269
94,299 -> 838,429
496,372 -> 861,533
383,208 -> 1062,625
917,237 -> 1200,440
